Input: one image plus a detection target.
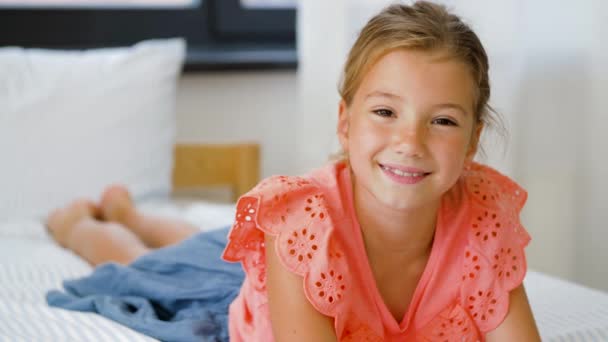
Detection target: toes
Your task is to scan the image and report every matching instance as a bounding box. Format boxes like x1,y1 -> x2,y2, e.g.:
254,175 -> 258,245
101,184 -> 131,203
46,199 -> 97,247
100,184 -> 134,222
80,199 -> 101,218
67,199 -> 98,217
46,199 -> 95,230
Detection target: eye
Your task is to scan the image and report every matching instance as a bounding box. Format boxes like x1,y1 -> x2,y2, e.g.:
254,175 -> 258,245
432,117 -> 458,126
373,109 -> 394,117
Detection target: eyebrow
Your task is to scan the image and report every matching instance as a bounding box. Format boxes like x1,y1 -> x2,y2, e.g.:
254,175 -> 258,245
431,103 -> 469,116
364,91 -> 404,101
365,91 -> 469,115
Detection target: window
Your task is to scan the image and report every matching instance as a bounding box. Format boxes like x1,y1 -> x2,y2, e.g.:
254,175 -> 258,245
241,0 -> 296,9
0,0 -> 197,9
0,0 -> 297,71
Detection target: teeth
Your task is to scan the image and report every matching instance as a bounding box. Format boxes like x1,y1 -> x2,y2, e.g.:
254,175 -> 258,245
382,165 -> 425,177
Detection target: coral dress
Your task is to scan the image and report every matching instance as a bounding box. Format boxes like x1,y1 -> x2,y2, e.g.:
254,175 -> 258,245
222,161 -> 530,341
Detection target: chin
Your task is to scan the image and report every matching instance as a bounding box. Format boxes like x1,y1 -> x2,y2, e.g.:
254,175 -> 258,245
378,192 -> 428,211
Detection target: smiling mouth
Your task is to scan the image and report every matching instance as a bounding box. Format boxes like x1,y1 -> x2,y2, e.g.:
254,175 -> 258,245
379,164 -> 431,177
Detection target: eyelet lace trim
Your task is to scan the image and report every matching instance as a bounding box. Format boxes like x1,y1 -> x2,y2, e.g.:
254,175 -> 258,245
419,162 -> 529,339
223,175 -> 351,318
459,163 -> 530,333
418,303 -> 481,342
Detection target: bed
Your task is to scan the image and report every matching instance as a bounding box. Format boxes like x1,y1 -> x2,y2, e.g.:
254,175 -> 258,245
1,144 -> 608,341
2,39 -> 608,341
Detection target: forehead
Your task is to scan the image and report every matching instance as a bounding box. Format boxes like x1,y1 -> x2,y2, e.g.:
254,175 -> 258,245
356,49 -> 476,112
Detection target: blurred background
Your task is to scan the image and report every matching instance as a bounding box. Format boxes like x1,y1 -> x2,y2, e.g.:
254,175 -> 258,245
2,0 -> 607,292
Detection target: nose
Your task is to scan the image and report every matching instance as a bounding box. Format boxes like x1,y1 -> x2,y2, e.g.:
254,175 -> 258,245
392,122 -> 426,158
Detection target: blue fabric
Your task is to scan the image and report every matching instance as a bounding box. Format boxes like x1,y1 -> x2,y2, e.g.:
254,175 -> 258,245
46,227 -> 244,342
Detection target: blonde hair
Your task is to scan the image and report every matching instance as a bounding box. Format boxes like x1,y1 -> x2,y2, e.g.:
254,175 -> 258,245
338,1 -> 505,145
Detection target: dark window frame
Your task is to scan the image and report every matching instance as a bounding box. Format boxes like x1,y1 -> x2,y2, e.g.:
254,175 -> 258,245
0,0 -> 297,71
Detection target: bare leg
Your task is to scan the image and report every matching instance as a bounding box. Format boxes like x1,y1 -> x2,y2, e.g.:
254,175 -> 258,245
47,199 -> 149,266
100,185 -> 199,248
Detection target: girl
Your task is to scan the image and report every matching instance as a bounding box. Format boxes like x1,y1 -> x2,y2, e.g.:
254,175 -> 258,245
47,1 -> 541,341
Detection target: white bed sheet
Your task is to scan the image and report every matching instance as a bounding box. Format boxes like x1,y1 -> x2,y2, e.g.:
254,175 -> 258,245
0,236 -> 158,341
1,200 -> 607,341
0,199 -> 235,342
525,271 -> 608,341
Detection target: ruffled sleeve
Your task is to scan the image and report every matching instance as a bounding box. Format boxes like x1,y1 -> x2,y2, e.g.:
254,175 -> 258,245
459,162 -> 531,333
222,174 -> 352,320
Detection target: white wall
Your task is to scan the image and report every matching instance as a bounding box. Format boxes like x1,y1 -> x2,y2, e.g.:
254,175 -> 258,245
577,0 -> 608,290
175,71 -> 298,178
294,0 -> 348,173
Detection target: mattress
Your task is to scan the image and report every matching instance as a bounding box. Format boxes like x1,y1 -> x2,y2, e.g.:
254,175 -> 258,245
1,200 -> 607,341
524,271 -> 608,341
0,200 -> 235,341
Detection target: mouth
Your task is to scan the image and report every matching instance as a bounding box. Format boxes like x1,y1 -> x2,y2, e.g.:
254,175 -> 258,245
379,163 -> 431,176
379,163 -> 431,184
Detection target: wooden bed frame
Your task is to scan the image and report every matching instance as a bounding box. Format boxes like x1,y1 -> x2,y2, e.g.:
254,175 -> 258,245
171,143 -> 260,202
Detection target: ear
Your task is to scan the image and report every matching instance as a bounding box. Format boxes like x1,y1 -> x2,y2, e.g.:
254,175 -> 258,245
465,122 -> 483,162
337,99 -> 350,152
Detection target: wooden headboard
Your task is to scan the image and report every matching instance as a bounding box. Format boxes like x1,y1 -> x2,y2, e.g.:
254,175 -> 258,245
172,143 -> 260,202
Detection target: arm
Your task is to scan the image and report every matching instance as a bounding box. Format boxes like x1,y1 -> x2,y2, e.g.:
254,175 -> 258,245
265,233 -> 338,342
485,284 -> 541,342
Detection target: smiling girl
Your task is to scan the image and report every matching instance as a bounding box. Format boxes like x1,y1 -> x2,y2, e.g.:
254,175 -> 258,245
224,2 -> 540,340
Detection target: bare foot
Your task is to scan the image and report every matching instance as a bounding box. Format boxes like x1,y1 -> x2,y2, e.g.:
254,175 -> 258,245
46,199 -> 99,248
100,184 -> 136,225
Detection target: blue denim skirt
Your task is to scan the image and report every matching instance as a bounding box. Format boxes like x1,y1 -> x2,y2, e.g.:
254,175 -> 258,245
47,227 -> 244,342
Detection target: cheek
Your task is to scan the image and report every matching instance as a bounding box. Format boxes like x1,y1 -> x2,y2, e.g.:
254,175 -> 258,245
349,117 -> 384,147
346,120 -> 383,170
434,133 -> 471,162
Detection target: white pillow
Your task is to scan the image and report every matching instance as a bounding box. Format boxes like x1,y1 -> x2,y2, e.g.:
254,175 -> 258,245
0,38 -> 186,220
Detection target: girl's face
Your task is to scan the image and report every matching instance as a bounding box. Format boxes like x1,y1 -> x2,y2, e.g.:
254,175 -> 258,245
338,49 -> 481,211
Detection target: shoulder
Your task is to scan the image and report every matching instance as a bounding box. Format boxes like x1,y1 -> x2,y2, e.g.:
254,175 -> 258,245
239,161 -> 344,234
223,162 -> 355,337
420,163 -> 534,339
252,161 -> 345,198
459,162 -> 531,254
220,162 -> 347,341
459,162 -> 532,333
461,162 -> 527,213
222,161 -> 351,289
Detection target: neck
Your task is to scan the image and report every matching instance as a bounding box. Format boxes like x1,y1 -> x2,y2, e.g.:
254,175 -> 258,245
353,186 -> 440,261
